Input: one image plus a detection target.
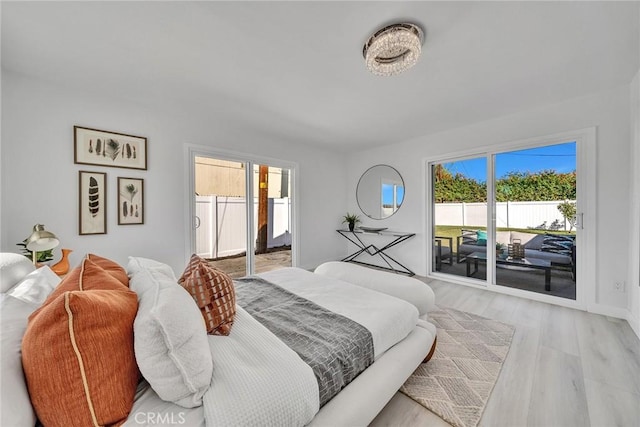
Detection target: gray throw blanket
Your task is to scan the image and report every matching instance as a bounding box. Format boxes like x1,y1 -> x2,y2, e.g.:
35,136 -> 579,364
234,276 -> 374,407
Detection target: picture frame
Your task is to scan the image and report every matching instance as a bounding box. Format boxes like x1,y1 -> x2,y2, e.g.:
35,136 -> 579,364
79,171 -> 107,235
118,177 -> 144,225
74,126 -> 147,170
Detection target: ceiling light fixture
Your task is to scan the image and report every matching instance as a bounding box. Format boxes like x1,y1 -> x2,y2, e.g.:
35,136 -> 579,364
363,23 -> 424,76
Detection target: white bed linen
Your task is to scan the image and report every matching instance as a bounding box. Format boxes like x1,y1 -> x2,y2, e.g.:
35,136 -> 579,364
126,267 -> 423,427
125,306 -> 319,427
124,381 -> 204,427
203,306 -> 319,426
258,267 -> 419,359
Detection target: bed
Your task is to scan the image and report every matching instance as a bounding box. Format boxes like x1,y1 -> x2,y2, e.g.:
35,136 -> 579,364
1,254 -> 437,427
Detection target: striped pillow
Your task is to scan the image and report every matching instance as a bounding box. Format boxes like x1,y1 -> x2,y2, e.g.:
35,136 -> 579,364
179,254 -> 236,336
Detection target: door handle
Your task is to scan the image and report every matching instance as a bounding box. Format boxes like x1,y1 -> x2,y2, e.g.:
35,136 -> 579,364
574,213 -> 584,230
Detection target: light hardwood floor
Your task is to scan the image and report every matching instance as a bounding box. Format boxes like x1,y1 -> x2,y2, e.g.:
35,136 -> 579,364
370,279 -> 640,427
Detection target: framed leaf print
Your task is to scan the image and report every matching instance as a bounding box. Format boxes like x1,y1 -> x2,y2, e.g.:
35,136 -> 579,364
118,177 -> 144,225
79,171 -> 107,235
74,126 -> 147,170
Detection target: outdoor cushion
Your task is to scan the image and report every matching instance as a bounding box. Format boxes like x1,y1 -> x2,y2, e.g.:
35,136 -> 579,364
461,229 -> 477,237
541,234 -> 574,256
459,243 -> 485,256
476,230 -> 487,246
524,248 -> 572,265
523,234 -> 546,250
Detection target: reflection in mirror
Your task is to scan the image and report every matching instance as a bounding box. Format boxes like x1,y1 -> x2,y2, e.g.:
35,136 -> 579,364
356,165 -> 405,220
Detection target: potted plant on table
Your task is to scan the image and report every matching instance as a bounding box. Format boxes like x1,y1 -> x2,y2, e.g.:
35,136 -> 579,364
16,242 -> 54,264
342,213 -> 361,232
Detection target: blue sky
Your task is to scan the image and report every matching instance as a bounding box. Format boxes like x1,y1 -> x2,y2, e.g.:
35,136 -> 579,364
382,184 -> 404,205
443,141 -> 576,182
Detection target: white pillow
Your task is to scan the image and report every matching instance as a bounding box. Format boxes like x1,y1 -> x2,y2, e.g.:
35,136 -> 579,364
314,261 -> 436,315
126,255 -> 177,279
8,266 -> 61,305
127,257 -> 213,408
0,253 -> 36,293
1,268 -> 58,427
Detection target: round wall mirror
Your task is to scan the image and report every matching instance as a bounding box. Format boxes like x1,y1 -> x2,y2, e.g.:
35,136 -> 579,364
356,165 -> 405,220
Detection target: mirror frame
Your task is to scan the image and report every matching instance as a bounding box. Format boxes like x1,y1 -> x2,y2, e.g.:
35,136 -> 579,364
356,164 -> 405,220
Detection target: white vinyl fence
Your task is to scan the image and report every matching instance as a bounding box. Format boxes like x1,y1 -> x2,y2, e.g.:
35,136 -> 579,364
435,200 -> 575,230
196,196 -> 292,259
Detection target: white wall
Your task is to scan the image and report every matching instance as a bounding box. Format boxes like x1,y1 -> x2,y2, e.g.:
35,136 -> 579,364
347,84 -> 631,310
629,68 -> 640,336
0,71 -> 347,273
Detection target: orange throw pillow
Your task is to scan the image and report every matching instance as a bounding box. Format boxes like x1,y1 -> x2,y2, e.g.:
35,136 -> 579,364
22,288 -> 138,427
31,257 -> 127,320
86,253 -> 129,287
22,257 -> 139,426
179,254 -> 236,335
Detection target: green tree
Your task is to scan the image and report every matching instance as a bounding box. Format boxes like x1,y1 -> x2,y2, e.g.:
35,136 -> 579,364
557,200 -> 577,231
434,169 -> 576,203
434,165 -> 486,203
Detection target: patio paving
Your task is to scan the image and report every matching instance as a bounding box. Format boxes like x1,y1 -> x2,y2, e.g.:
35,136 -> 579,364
207,248 -> 291,278
436,258 -> 576,300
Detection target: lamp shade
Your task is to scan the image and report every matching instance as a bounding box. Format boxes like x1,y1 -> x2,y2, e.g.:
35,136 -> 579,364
25,224 -> 59,252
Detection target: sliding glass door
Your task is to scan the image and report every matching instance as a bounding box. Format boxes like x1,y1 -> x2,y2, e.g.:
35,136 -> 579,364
251,164 -> 292,275
493,142 -> 577,300
192,154 -> 294,278
429,137 -> 585,304
431,157 -> 488,283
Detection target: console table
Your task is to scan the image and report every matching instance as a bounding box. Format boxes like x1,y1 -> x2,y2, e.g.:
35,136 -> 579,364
336,229 -> 416,276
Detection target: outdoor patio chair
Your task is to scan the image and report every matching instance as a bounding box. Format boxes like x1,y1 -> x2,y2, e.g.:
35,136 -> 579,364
434,236 -> 453,271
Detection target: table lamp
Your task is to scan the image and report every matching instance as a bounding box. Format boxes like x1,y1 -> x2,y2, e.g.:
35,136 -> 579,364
25,224 -> 59,266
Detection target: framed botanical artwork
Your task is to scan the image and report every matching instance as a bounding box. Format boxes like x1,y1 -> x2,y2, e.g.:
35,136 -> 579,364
79,171 -> 107,235
118,177 -> 144,225
74,126 -> 147,170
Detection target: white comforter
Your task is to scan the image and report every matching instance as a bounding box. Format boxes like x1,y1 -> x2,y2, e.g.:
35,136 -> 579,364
133,268 -> 421,426
259,268 -> 419,359
203,306 -> 320,426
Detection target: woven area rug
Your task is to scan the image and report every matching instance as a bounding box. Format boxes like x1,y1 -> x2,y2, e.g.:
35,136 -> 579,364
400,307 -> 515,427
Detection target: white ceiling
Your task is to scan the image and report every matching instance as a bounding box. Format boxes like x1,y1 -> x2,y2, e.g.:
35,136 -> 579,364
2,1 -> 639,152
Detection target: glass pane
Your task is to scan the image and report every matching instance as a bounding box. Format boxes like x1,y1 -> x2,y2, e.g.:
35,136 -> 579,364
432,157 -> 488,282
382,183 -> 404,216
494,142 -> 576,300
252,164 -> 292,274
194,156 -> 248,278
